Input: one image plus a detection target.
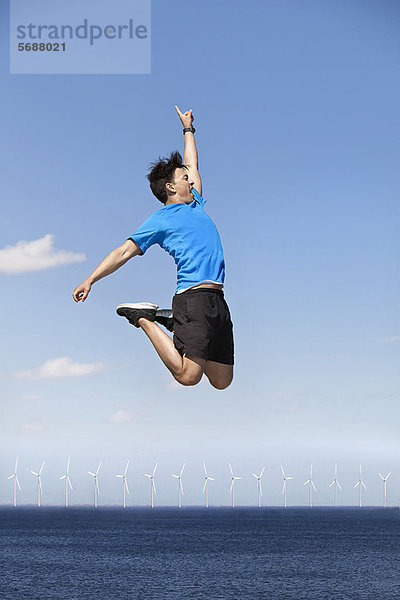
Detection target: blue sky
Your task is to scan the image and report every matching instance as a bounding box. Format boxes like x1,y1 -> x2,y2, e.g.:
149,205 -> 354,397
0,0 -> 399,507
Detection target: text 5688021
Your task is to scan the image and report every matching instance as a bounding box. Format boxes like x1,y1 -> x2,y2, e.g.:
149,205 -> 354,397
18,42 -> 66,52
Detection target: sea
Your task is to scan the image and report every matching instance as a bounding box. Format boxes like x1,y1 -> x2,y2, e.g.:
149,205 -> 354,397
0,507 -> 399,600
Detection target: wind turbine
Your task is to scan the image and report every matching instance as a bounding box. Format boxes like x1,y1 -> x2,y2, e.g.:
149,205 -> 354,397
171,463 -> 185,508
203,462 -> 215,508
88,461 -> 102,508
8,456 -> 21,507
252,466 -> 266,508
229,463 -> 241,508
116,460 -> 130,508
59,456 -> 73,508
354,464 -> 367,507
329,464 -> 342,507
145,463 -> 157,508
281,465 -> 293,508
31,461 -> 45,507
378,471 -> 391,508
304,464 -> 317,507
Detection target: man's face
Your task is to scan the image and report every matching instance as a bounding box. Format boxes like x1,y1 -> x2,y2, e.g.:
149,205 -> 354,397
171,168 -> 194,203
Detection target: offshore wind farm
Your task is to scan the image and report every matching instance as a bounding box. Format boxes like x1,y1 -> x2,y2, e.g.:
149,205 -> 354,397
3,456 -> 398,509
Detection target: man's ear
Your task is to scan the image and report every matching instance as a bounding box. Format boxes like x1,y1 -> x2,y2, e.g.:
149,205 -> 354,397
166,182 -> 175,194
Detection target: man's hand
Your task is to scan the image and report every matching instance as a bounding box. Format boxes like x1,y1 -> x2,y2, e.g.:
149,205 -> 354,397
175,105 -> 194,129
73,280 -> 91,303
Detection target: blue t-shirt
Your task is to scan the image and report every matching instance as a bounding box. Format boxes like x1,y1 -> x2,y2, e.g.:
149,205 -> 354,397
128,189 -> 225,293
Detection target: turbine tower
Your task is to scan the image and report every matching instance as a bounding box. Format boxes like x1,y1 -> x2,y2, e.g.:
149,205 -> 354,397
31,461 -> 45,507
145,463 -> 157,508
116,460 -> 130,508
281,465 -> 293,508
203,462 -> 215,508
59,456 -> 73,508
378,471 -> 391,508
329,464 -> 342,507
8,456 -> 21,507
252,466 -> 266,508
229,463 -> 241,508
88,461 -> 102,508
304,464 -> 317,507
171,464 -> 185,508
354,464 -> 367,507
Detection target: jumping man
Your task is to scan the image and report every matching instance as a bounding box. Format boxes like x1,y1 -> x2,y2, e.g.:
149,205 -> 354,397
73,106 -> 234,389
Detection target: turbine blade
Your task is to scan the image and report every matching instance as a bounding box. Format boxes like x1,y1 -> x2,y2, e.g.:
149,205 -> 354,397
229,463 -> 233,476
125,479 -> 129,494
386,472 -> 391,479
88,472 -> 95,477
378,473 -> 384,480
96,461 -> 102,475
209,477 -> 215,481
329,480 -> 334,487
337,482 -> 342,490
96,479 -> 100,494
180,464 -> 185,476
282,481 -> 286,495
16,476 -> 21,490
39,461 -> 45,474
252,473 -> 258,478
153,463 -> 158,476
180,480 -> 184,494
60,475 -> 67,480
66,456 -> 70,473
281,465 -> 285,477
287,477 -> 293,480
39,478 -> 43,493
230,480 -> 234,494
152,479 -> 157,495
144,473 -> 151,478
31,471 -> 39,476
15,456 -> 19,472
203,480 -> 207,494
260,466 -> 266,477
125,460 -> 130,476
203,461 -> 207,476
362,482 -> 367,490
116,474 -> 123,478
312,482 -> 317,492
68,478 -> 73,491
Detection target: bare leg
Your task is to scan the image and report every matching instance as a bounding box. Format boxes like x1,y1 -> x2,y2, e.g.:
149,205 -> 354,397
205,360 -> 233,390
139,318 -> 205,386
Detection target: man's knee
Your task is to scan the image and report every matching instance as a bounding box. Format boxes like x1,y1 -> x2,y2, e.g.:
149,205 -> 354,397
174,370 -> 203,387
209,374 -> 233,390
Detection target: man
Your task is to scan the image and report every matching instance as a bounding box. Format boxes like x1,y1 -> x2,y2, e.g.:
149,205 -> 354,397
73,106 -> 234,390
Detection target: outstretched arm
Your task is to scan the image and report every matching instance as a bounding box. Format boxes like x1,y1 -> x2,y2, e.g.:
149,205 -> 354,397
72,239 -> 141,302
175,105 -> 202,195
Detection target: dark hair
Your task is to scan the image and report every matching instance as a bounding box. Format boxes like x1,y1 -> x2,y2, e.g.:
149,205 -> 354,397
146,151 -> 187,204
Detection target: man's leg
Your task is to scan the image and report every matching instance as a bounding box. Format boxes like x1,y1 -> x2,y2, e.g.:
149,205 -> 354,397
139,318 -> 205,386
204,360 -> 233,390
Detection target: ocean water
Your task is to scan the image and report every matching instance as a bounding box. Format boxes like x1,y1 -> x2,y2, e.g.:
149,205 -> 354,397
0,507 -> 399,600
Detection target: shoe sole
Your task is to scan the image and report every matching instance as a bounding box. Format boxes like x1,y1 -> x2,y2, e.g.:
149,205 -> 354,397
116,302 -> 159,312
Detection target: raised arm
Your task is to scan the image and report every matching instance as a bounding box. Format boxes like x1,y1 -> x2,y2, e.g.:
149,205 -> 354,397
72,239 -> 141,302
175,105 -> 202,195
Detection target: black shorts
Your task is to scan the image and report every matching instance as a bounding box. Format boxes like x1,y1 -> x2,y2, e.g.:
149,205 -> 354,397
172,288 -> 234,365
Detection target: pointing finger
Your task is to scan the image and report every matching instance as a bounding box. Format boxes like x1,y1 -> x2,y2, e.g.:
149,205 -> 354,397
174,105 -> 182,116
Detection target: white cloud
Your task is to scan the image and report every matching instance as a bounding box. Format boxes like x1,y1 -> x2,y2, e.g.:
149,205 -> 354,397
6,394 -> 42,402
20,422 -> 45,434
13,356 -> 105,379
381,335 -> 400,343
108,410 -> 134,423
0,234 -> 86,274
